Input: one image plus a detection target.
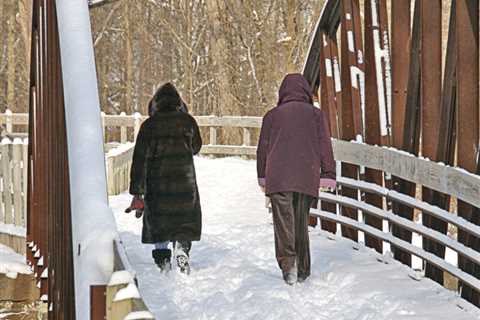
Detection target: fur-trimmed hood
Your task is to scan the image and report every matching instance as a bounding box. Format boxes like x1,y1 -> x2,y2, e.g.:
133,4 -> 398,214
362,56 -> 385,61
152,82 -> 182,113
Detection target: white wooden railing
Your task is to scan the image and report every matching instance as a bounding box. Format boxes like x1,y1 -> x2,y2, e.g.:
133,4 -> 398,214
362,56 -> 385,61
0,138 -> 28,254
4,111 -> 480,299
1,110 -> 260,153
1,111 -> 261,197
314,140 -> 480,295
103,115 -> 261,195
106,143 -> 134,196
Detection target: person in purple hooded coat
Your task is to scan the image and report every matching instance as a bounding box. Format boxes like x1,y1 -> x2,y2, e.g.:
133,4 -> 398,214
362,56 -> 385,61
257,73 -> 336,285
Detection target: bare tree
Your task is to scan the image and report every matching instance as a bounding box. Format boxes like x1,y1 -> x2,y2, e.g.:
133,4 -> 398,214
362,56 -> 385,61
2,0 -> 325,116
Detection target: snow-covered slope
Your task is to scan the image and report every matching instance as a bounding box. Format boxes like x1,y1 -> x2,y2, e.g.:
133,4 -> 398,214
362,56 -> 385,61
110,157 -> 480,320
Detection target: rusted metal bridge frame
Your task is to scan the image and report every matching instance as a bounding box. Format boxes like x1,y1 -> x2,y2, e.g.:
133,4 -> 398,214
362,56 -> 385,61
27,1 -> 120,319
304,0 -> 479,306
28,1 -> 75,318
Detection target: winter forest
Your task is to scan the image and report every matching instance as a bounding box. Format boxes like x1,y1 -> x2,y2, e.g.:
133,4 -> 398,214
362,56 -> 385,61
1,0 -> 326,117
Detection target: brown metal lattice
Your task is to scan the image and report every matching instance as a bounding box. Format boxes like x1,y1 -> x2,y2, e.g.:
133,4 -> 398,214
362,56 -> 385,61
304,0 -> 480,307
28,1 -> 76,319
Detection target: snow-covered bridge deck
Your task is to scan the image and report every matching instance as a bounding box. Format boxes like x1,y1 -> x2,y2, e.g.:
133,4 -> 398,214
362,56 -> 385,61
110,157 -> 480,320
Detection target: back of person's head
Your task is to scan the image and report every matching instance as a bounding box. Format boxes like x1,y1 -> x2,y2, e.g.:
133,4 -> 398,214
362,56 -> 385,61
151,82 -> 182,113
277,73 -> 313,105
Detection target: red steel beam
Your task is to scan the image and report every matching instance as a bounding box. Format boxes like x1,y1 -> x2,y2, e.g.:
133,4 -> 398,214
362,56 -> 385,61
363,0 -> 391,254
90,285 -> 107,320
456,0 -> 480,307
339,0 -> 363,242
420,0 -> 446,286
319,33 -> 340,139
28,0 -> 76,318
318,33 -> 340,233
391,0 -> 410,149
391,0 -> 422,267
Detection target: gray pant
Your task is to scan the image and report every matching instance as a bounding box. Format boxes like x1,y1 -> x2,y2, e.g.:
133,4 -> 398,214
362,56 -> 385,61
270,192 -> 313,278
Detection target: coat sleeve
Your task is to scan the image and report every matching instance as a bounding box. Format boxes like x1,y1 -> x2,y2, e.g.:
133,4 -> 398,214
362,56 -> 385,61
256,112 -> 272,187
317,110 -> 337,189
191,117 -> 202,155
129,122 -> 149,195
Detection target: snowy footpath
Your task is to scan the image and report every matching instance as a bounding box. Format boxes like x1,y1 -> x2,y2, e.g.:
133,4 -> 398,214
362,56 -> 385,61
110,157 -> 480,320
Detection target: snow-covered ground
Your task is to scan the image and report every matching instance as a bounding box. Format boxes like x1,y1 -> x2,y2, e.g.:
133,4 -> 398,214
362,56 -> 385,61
0,244 -> 31,277
110,157 -> 480,320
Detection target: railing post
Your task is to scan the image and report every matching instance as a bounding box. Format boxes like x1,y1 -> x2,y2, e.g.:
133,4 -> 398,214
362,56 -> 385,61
22,139 -> 28,227
209,127 -> 217,145
101,111 -> 106,143
133,112 -> 142,141
243,128 -> 251,146
106,272 -> 132,320
91,285 -> 107,320
12,139 -> 23,226
0,140 -> 6,223
120,112 -> 127,144
5,109 -> 13,134
1,139 -> 13,224
106,156 -> 115,196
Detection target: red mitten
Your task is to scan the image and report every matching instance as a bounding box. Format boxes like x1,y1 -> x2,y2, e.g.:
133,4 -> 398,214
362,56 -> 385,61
125,195 -> 144,218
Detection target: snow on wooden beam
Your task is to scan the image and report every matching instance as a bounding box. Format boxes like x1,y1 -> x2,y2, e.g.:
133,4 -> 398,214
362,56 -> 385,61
88,0 -> 120,9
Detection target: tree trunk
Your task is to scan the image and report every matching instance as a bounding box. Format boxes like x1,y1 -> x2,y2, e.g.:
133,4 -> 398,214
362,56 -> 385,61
123,1 -> 134,114
6,1 -> 17,112
286,0 -> 297,73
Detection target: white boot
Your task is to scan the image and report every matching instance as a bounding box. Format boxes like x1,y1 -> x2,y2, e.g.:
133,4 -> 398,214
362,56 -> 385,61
174,242 -> 191,274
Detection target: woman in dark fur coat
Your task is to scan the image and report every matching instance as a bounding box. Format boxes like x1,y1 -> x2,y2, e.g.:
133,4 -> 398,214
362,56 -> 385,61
127,82 -> 202,273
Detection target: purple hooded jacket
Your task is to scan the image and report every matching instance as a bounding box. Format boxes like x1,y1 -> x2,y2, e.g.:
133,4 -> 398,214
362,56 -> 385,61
256,73 -> 336,198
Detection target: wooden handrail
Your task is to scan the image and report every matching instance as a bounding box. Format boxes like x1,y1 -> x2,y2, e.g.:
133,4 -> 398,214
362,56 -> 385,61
332,139 -> 480,208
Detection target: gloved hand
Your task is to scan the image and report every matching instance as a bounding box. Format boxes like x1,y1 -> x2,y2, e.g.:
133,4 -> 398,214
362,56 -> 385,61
258,178 -> 266,193
125,195 -> 144,218
319,178 -> 336,194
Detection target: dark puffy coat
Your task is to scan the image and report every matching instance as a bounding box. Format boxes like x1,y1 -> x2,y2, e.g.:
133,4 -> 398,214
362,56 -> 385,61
257,73 -> 336,198
129,83 -> 202,243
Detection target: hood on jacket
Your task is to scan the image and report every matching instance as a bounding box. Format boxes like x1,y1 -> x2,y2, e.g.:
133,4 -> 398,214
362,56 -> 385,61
151,82 -> 182,113
277,73 -> 313,105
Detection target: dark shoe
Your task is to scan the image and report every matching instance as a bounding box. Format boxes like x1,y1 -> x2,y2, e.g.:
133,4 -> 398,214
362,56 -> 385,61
174,242 -> 191,274
297,273 -> 309,283
152,249 -> 172,272
282,264 -> 297,285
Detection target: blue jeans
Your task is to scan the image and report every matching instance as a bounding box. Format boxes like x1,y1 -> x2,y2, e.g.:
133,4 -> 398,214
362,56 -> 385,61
154,241 -> 191,255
